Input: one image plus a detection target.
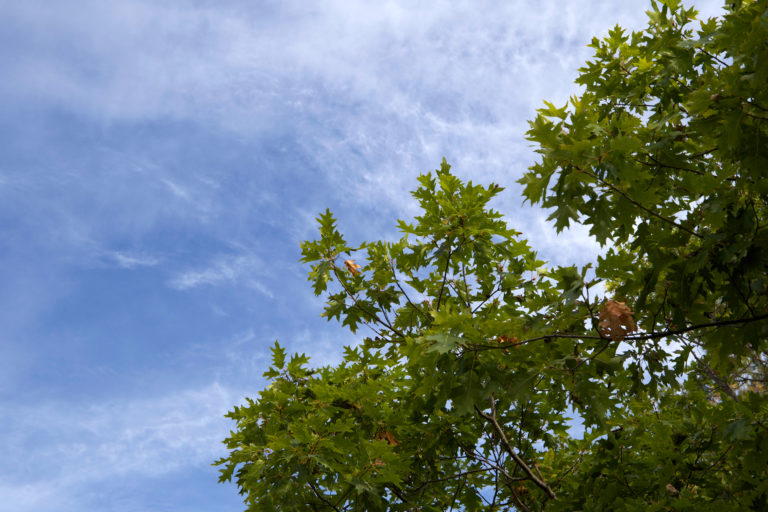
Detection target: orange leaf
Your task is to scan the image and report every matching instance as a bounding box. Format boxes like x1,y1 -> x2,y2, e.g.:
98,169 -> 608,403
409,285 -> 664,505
598,300 -> 638,341
344,259 -> 362,276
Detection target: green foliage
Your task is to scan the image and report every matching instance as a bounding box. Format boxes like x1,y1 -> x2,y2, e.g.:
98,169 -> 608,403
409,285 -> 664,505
217,2 -> 768,510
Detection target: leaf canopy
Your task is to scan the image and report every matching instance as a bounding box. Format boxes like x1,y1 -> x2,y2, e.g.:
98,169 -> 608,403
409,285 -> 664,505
218,2 -> 768,510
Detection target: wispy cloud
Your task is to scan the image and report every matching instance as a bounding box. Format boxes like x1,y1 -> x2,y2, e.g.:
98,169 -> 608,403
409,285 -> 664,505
0,2 -> 730,510
1,0 -> 727,251
168,254 -> 272,296
0,382 -> 240,511
109,251 -> 161,269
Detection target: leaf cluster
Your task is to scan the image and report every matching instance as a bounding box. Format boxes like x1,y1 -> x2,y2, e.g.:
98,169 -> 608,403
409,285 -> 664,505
218,2 -> 768,510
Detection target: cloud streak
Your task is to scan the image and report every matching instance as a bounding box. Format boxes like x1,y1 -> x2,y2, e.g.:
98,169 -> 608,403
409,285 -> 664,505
109,251 -> 161,269
168,254 -> 272,296
0,382 -> 240,511
1,0 -> 728,252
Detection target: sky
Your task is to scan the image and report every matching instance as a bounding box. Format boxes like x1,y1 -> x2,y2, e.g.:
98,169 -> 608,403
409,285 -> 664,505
0,1 -> 726,510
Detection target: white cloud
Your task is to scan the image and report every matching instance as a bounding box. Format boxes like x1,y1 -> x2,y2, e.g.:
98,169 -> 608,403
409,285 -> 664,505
168,254 -> 272,295
2,1 -> 726,135
0,3 -> 732,508
109,251 -> 161,269
0,382 -> 241,511
1,0 -> 728,259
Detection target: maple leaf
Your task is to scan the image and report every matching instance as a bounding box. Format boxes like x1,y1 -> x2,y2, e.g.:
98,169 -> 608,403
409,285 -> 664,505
598,300 -> 638,341
344,259 -> 362,276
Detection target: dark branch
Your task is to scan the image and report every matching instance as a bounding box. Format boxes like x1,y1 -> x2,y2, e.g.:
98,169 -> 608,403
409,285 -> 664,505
475,396 -> 557,500
469,312 -> 768,351
685,340 -> 739,402
578,165 -> 703,239
389,259 -> 430,321
386,484 -> 408,503
331,264 -> 407,339
436,243 -> 453,311
409,468 -> 490,493
307,481 -> 342,512
633,155 -> 705,175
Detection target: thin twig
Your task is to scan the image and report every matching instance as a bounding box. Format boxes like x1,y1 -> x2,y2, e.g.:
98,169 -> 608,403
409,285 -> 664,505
553,458 -> 581,487
468,312 -> 768,351
471,277 -> 503,314
578,165 -> 703,239
386,484 -> 408,503
461,261 -> 472,309
436,243 -> 453,311
448,474 -> 466,512
634,156 -> 705,175
696,47 -> 729,68
307,481 -> 342,512
685,340 -> 739,402
331,265 -> 406,339
389,259 -> 430,321
409,468 -> 490,492
476,396 -> 557,500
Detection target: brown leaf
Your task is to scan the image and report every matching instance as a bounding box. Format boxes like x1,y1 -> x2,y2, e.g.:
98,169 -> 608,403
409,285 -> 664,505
598,300 -> 638,341
497,335 -> 519,346
344,259 -> 362,276
376,430 -> 398,446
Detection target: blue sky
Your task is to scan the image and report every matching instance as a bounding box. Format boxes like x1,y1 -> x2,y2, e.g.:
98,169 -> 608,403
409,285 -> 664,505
0,1 -> 725,510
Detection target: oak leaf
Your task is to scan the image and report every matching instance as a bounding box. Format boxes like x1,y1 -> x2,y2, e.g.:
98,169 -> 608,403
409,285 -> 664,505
376,430 -> 398,446
497,335 -> 519,347
344,259 -> 362,275
598,300 -> 638,341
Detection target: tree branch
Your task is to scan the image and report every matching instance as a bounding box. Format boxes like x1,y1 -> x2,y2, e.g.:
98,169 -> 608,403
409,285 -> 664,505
685,340 -> 739,402
634,155 -> 705,175
469,312 -> 768,351
696,47 -> 729,68
475,396 -> 557,500
307,481 -> 342,512
409,468 -> 490,493
436,243 -> 453,311
389,259 -> 430,321
386,484 -> 408,503
331,264 -> 407,339
578,165 -> 703,239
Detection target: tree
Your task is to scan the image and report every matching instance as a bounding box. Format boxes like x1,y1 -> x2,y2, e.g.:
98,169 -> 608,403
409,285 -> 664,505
216,1 -> 768,510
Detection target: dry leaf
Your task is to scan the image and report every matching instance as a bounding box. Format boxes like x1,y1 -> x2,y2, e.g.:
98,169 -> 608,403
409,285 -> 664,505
344,259 -> 362,276
598,300 -> 638,341
497,335 -> 519,345
376,430 -> 398,446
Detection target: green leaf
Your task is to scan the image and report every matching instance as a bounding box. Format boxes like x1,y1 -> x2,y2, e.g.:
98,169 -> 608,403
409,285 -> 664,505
219,4 -> 768,509
271,341 -> 286,370
424,332 -> 463,354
